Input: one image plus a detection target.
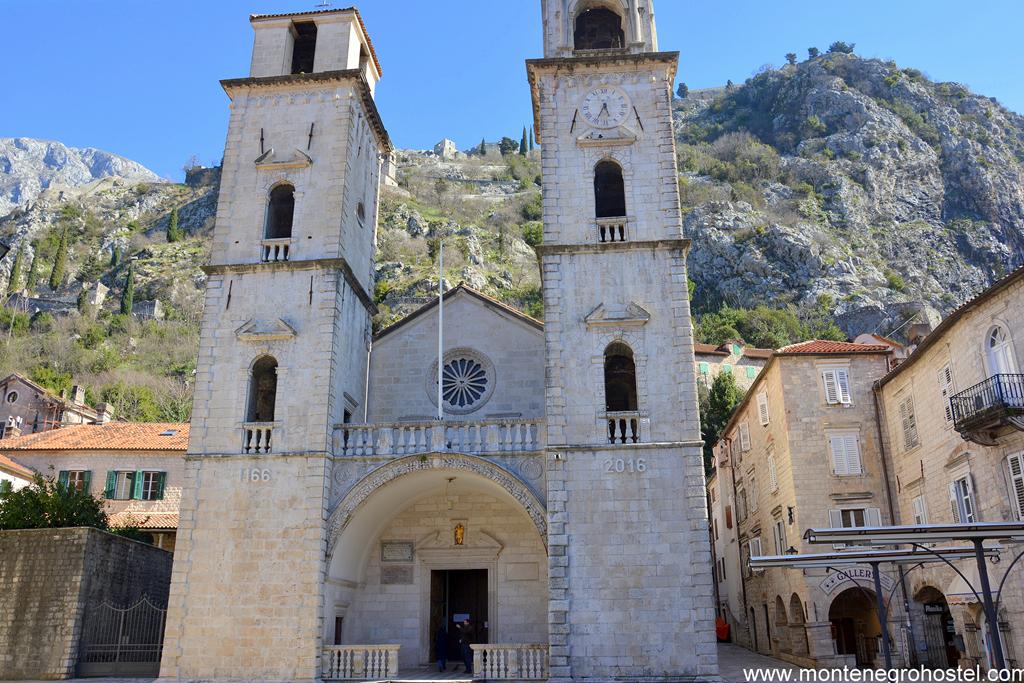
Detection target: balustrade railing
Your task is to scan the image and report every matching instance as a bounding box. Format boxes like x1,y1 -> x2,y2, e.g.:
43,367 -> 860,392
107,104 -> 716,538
260,237 -> 292,263
322,645 -> 399,680
605,411 -> 641,444
337,419 -> 544,457
471,644 -> 548,680
951,374 -> 1024,430
596,217 -> 628,243
242,422 -> 274,453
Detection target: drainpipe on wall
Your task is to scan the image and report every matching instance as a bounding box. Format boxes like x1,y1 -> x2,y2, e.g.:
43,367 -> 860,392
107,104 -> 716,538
873,379 -> 920,666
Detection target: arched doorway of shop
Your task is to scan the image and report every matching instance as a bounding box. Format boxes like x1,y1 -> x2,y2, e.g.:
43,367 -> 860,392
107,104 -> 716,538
829,587 -> 881,668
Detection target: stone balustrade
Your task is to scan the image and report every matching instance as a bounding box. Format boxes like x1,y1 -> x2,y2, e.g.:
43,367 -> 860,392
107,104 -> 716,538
336,419 -> 544,457
321,645 -> 399,680
605,411 -> 641,444
242,422 -> 275,453
471,644 -> 548,680
260,237 -> 292,263
596,216 -> 628,243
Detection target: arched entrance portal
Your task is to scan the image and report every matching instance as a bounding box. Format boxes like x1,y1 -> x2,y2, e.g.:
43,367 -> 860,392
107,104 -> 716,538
829,587 -> 881,668
325,454 -> 548,669
915,586 -> 960,668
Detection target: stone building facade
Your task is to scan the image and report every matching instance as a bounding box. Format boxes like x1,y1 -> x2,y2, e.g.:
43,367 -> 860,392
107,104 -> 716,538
876,266 -> 1024,669
708,341 -> 904,669
161,3 -> 717,682
0,422 -> 188,550
695,342 -> 772,391
0,373 -> 110,437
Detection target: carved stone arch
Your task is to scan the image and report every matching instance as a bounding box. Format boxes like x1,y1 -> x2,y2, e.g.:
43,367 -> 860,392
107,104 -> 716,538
326,453 -> 547,558
567,0 -> 634,48
592,329 -> 648,417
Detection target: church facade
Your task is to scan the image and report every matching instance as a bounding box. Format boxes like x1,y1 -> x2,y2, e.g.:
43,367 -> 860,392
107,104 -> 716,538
160,3 -> 717,682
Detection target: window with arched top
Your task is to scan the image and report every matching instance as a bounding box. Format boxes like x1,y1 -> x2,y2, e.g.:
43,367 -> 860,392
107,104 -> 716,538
574,7 -> 625,51
290,22 -> 317,74
356,202 -> 366,226
987,325 -> 1018,376
604,342 -> 638,412
247,356 -> 278,423
594,160 -> 626,219
265,185 -> 295,240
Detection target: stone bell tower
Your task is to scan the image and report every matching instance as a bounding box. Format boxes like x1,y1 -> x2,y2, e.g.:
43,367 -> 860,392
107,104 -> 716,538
160,8 -> 389,682
528,1 -> 717,680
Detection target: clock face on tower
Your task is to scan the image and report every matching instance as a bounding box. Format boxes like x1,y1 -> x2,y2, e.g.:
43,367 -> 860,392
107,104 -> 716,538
581,86 -> 631,129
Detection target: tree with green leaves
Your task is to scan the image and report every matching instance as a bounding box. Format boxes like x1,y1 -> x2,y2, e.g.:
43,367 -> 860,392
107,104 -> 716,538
699,371 -> 744,473
498,137 -> 519,156
120,261 -> 134,315
676,82 -> 689,99
7,244 -> 24,295
0,473 -> 108,531
25,248 -> 39,291
519,127 -> 528,156
808,47 -> 820,59
529,127 -> 535,151
479,137 -> 487,157
110,246 -> 120,269
827,41 -> 855,54
166,206 -> 183,242
77,287 -> 91,315
725,79 -> 734,90
785,53 -> 798,65
49,227 -> 69,290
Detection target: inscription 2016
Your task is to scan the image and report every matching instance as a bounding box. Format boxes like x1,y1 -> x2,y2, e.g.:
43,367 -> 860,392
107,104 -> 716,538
604,458 -> 646,474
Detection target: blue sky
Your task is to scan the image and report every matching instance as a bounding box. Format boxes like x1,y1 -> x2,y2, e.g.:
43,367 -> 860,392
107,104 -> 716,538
3,0 -> 1023,181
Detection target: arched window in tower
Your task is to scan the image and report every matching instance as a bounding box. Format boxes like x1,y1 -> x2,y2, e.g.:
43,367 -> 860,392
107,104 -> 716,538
604,341 -> 640,444
265,184 -> 296,242
594,160 -> 627,242
574,7 -> 625,51
290,22 -> 318,74
247,356 -> 279,423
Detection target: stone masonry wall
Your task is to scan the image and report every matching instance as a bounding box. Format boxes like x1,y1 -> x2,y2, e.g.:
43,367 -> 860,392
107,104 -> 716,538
0,527 -> 172,680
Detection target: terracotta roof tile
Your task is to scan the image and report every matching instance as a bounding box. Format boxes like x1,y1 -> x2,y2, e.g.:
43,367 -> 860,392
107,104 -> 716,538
0,453 -> 33,479
693,343 -> 729,356
777,340 -> 891,355
108,511 -> 179,530
0,423 -> 189,451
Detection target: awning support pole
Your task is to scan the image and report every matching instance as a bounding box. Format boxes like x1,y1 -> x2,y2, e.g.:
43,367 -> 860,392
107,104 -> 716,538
870,561 -> 893,669
974,539 -> 1006,669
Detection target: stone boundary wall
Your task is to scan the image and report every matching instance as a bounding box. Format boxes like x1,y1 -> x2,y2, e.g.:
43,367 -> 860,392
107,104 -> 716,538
0,527 -> 173,680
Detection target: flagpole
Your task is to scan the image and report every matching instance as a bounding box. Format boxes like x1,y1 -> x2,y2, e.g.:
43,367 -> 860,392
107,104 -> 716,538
437,240 -> 444,422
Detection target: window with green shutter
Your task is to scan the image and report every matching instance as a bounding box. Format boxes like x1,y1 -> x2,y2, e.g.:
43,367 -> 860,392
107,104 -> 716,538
746,366 -> 757,379
133,470 -> 145,500
722,364 -> 733,375
57,470 -> 69,489
104,471 -> 117,499
699,362 -> 709,374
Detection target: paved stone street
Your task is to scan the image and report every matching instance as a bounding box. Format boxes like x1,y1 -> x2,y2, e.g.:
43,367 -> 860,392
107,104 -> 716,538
718,642 -> 806,683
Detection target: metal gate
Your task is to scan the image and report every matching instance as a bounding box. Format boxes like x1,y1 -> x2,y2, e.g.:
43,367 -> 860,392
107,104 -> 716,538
77,596 -> 167,677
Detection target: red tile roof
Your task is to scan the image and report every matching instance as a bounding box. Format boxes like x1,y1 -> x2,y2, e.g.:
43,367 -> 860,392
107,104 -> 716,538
777,340 -> 892,355
0,453 -> 33,479
108,511 -> 179,531
0,423 -> 189,451
693,343 -> 729,356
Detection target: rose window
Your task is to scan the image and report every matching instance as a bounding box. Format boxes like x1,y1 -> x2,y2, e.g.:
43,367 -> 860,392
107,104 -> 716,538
442,358 -> 489,408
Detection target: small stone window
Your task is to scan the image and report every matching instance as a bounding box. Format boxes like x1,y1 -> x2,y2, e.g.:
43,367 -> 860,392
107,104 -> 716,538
357,202 -> 366,226
5,391 -> 17,404
574,7 -> 625,51
265,185 -> 296,240
290,22 -> 317,74
604,342 -> 638,412
442,357 -> 489,409
594,160 -> 626,219
247,356 -> 278,422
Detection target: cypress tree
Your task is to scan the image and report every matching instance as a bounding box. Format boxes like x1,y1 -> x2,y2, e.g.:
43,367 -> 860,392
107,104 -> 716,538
25,249 -> 39,291
7,245 -> 24,295
166,207 -> 183,242
49,228 -> 68,290
77,288 -> 90,314
120,261 -> 134,315
110,247 -> 120,269
519,127 -> 528,156
529,127 -> 535,151
479,137 -> 487,157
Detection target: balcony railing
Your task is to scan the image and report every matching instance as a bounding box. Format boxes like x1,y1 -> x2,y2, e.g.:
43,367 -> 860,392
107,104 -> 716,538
605,411 -> 641,444
596,217 -> 628,243
242,422 -> 274,453
951,374 -> 1024,436
336,419 -> 544,457
471,644 -> 548,680
260,237 -> 292,263
322,645 -> 399,681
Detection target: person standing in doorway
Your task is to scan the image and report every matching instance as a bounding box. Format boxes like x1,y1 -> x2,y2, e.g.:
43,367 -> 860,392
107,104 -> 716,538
458,619 -> 475,675
435,624 -> 448,672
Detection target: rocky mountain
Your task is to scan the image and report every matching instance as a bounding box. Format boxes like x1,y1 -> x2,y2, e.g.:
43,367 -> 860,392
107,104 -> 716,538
675,51 -> 1024,335
0,138 -> 160,217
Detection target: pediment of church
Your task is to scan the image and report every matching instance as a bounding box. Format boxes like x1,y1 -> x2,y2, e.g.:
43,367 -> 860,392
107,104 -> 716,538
584,301 -> 651,328
235,318 -> 297,342
254,148 -> 313,170
414,528 -> 504,558
576,125 -> 637,148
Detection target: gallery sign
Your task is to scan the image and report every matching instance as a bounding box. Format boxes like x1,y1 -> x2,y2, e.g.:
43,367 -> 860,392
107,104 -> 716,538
819,567 -> 895,595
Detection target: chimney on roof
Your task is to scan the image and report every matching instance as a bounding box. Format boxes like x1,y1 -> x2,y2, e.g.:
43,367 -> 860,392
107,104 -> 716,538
3,416 -> 22,439
95,403 -> 113,424
70,385 -> 86,406
908,322 -> 932,346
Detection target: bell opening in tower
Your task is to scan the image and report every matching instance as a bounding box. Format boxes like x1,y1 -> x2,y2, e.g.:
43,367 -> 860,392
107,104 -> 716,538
290,21 -> 317,74
574,7 -> 625,51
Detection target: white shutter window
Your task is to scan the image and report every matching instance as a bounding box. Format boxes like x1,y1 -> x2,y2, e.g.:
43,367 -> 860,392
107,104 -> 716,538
773,519 -> 787,554
899,395 -> 920,450
836,368 -> 852,404
828,509 -> 845,549
749,477 -> 758,513
750,536 -> 762,557
830,434 -> 863,476
949,482 -> 962,523
912,495 -> 928,525
938,364 -> 955,424
1007,453 -> 1024,521
768,453 -> 779,492
963,475 -> 978,523
865,507 -> 882,527
757,392 -> 770,426
823,369 -> 840,404
739,422 -> 751,451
